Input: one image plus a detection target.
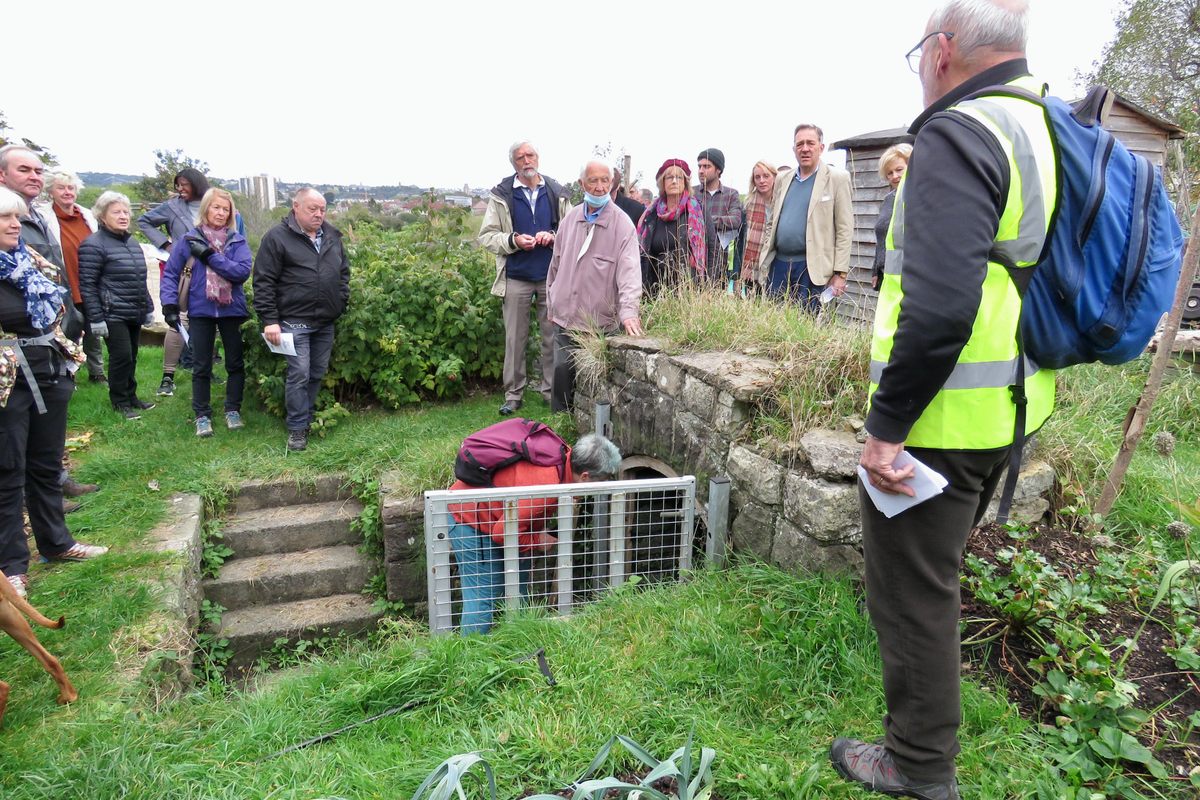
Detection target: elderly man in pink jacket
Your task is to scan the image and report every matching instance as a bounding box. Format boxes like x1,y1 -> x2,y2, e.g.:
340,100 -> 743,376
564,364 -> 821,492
546,161 -> 644,412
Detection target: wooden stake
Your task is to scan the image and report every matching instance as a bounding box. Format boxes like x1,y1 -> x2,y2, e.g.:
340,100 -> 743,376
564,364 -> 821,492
1094,201 -> 1200,519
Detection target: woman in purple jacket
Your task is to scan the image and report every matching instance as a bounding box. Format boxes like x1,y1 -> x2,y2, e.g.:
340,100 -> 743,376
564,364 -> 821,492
160,189 -> 252,437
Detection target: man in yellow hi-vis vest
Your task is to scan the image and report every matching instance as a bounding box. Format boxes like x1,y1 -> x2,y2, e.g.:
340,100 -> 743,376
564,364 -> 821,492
831,2 -> 1058,799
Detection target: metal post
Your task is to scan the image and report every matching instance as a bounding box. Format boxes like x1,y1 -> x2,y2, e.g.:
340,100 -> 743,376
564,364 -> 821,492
503,499 -> 521,611
595,400 -> 612,438
425,495 -> 455,635
679,476 -> 696,572
707,476 -> 730,569
608,492 -> 627,589
556,495 -> 575,615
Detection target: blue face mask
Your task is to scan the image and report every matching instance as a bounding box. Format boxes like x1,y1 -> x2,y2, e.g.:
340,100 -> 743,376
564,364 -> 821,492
583,191 -> 611,209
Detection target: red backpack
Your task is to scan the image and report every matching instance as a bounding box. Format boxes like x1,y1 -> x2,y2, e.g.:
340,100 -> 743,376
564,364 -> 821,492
453,419 -> 569,487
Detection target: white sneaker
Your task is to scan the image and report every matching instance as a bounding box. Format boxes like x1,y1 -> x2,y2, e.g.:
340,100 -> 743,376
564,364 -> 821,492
6,573 -> 28,598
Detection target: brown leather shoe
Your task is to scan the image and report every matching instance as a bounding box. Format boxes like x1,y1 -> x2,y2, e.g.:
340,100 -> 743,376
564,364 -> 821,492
62,478 -> 99,497
63,499 -> 81,514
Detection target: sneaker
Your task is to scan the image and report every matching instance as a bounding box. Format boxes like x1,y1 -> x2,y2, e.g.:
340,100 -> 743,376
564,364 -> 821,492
195,416 -> 214,438
830,739 -> 960,800
117,405 -> 141,420
499,402 -> 519,416
6,573 -> 28,598
157,376 -> 175,396
62,478 -> 99,497
134,398 -> 156,411
224,410 -> 244,430
46,542 -> 109,562
88,373 -> 108,385
286,430 -> 308,452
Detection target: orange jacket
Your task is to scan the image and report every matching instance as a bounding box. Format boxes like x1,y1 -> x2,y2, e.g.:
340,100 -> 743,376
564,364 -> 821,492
448,452 -> 573,552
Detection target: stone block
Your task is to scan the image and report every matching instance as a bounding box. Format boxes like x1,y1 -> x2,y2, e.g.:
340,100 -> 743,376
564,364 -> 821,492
386,559 -> 427,605
980,461 -> 1056,525
671,352 -> 779,402
774,518 -> 863,577
783,472 -> 862,545
729,499 -> 776,562
800,429 -> 863,480
681,374 -> 717,419
652,357 -> 685,397
713,391 -> 752,436
623,350 -> 648,381
671,411 -> 729,486
726,445 -> 784,505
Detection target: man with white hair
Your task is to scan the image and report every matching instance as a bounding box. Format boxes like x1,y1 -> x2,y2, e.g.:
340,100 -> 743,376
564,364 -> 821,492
832,2 -> 1057,798
546,161 -> 643,412
37,171 -> 104,383
478,141 -> 569,416
252,187 -> 350,452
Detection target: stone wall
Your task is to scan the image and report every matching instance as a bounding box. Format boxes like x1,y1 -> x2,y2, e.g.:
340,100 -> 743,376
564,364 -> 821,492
380,471 -> 427,614
573,338 -> 1055,576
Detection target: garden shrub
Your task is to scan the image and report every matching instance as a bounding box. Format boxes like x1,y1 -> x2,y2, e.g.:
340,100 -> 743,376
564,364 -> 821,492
241,208 -> 504,415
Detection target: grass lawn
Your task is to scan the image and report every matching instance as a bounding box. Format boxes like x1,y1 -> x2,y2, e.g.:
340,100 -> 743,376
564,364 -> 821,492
0,344 -> 1194,798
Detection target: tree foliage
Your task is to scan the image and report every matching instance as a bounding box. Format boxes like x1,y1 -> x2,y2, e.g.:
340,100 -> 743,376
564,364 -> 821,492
0,110 -> 57,165
1086,0 -> 1200,207
136,148 -> 211,203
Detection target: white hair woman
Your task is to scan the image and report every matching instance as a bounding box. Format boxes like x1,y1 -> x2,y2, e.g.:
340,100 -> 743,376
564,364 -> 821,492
0,187 -> 107,597
77,191 -> 156,419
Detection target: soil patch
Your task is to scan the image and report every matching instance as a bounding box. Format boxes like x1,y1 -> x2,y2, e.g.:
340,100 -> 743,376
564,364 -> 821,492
962,523 -> 1199,775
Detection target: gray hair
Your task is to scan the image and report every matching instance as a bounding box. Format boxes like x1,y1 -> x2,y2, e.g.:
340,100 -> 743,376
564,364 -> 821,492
0,186 -> 28,216
579,160 -> 614,181
0,144 -> 37,172
508,140 -> 536,168
92,190 -> 131,221
571,434 -> 622,479
292,186 -> 323,204
47,170 -> 84,191
928,0 -> 1028,61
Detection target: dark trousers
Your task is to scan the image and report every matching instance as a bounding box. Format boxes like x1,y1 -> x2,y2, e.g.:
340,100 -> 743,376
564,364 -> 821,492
189,316 -> 246,419
768,256 -> 821,313
282,322 -> 335,432
104,319 -> 142,408
0,376 -> 77,576
550,326 -> 577,413
859,446 -> 1009,783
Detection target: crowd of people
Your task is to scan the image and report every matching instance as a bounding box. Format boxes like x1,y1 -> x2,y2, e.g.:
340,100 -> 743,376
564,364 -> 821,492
0,0 -> 1069,795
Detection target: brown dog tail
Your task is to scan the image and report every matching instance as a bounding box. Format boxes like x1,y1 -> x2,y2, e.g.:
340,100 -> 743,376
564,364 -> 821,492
0,573 -> 65,629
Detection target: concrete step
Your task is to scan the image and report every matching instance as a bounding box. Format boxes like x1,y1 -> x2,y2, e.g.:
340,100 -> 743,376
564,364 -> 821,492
232,474 -> 352,513
221,499 -> 364,559
215,593 -> 382,672
203,545 -> 374,611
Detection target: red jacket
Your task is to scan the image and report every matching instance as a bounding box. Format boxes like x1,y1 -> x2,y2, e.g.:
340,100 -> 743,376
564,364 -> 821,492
448,453 -> 573,552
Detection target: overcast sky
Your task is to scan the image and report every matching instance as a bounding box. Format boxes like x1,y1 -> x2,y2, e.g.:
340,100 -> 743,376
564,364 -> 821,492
5,0 -> 1123,194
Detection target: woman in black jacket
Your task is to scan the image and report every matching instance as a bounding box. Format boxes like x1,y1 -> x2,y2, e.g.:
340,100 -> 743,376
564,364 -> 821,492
78,192 -> 156,419
0,188 -> 107,597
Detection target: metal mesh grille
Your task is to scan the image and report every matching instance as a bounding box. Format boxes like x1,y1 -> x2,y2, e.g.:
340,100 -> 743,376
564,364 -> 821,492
424,477 -> 697,634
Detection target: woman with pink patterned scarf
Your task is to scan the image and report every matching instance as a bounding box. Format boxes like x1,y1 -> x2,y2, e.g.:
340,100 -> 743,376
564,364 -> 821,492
635,159 -> 707,295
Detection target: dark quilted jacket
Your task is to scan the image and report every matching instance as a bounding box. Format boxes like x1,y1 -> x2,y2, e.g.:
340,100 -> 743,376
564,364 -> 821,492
78,226 -> 154,324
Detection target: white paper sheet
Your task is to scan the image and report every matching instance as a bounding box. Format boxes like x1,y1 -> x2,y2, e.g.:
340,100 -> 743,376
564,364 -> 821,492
857,450 -> 949,518
262,332 -> 297,356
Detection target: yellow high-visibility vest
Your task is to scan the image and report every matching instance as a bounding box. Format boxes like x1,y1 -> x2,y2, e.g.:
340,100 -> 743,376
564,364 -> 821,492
870,77 -> 1058,450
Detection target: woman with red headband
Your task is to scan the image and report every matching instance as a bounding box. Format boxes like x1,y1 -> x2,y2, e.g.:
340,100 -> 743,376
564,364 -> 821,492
635,159 -> 707,294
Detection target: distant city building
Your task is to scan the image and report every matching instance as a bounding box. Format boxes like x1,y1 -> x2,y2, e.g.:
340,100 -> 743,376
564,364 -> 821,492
445,194 -> 472,208
238,174 -> 278,210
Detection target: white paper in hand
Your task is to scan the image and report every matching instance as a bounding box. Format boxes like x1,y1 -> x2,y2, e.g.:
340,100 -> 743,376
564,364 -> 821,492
262,331 -> 297,356
857,450 -> 949,518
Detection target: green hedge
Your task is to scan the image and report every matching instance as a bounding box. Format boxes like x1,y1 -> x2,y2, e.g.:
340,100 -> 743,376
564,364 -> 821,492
241,211 -> 504,418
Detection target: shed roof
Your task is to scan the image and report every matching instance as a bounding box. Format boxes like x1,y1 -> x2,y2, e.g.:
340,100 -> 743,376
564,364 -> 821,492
832,127 -> 914,151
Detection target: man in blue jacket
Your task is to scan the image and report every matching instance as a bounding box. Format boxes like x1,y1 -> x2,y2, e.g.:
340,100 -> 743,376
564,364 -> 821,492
252,188 -> 350,452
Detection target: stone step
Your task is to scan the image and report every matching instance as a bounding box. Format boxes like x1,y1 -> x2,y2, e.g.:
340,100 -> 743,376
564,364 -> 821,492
221,499 -> 364,559
215,593 -> 382,672
203,545 -> 374,612
232,474 -> 352,513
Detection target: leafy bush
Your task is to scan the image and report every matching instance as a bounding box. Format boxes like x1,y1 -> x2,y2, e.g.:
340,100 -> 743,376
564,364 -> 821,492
242,208 -> 504,415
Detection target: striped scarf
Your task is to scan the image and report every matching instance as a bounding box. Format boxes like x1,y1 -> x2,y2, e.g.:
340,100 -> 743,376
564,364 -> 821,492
636,190 -> 708,276
740,194 -> 771,281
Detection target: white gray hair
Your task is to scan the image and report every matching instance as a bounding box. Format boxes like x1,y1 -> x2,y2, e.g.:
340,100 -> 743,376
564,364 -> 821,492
292,186 -> 323,204
47,170 -> 84,191
0,144 -> 37,172
570,434 -> 622,479
0,186 -> 28,216
92,190 -> 131,221
928,0 -> 1028,61
579,160 -> 614,181
508,140 -> 536,168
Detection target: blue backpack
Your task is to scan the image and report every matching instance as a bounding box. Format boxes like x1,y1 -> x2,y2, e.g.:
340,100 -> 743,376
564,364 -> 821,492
977,85 -> 1185,369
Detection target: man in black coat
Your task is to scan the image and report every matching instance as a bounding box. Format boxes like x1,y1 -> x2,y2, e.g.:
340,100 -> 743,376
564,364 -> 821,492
252,187 -> 350,452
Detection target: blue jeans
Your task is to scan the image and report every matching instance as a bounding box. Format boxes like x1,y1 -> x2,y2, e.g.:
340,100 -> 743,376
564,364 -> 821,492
282,322 -> 335,432
448,521 -> 531,635
768,256 -> 821,314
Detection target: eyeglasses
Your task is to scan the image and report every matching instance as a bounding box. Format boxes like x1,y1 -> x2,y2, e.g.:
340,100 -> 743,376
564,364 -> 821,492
905,30 -> 953,73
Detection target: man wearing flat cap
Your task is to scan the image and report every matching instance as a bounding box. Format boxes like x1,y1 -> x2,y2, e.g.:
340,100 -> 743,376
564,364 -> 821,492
695,148 -> 743,284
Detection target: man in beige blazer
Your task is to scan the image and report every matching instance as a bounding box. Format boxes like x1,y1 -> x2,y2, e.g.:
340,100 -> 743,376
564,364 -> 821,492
756,123 -> 853,311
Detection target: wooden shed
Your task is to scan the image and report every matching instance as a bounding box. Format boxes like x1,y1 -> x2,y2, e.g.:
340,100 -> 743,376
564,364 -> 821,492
831,93 -> 1185,325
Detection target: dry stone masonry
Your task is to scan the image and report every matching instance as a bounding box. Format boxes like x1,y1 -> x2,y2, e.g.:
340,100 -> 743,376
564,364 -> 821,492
573,337 -> 1055,577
